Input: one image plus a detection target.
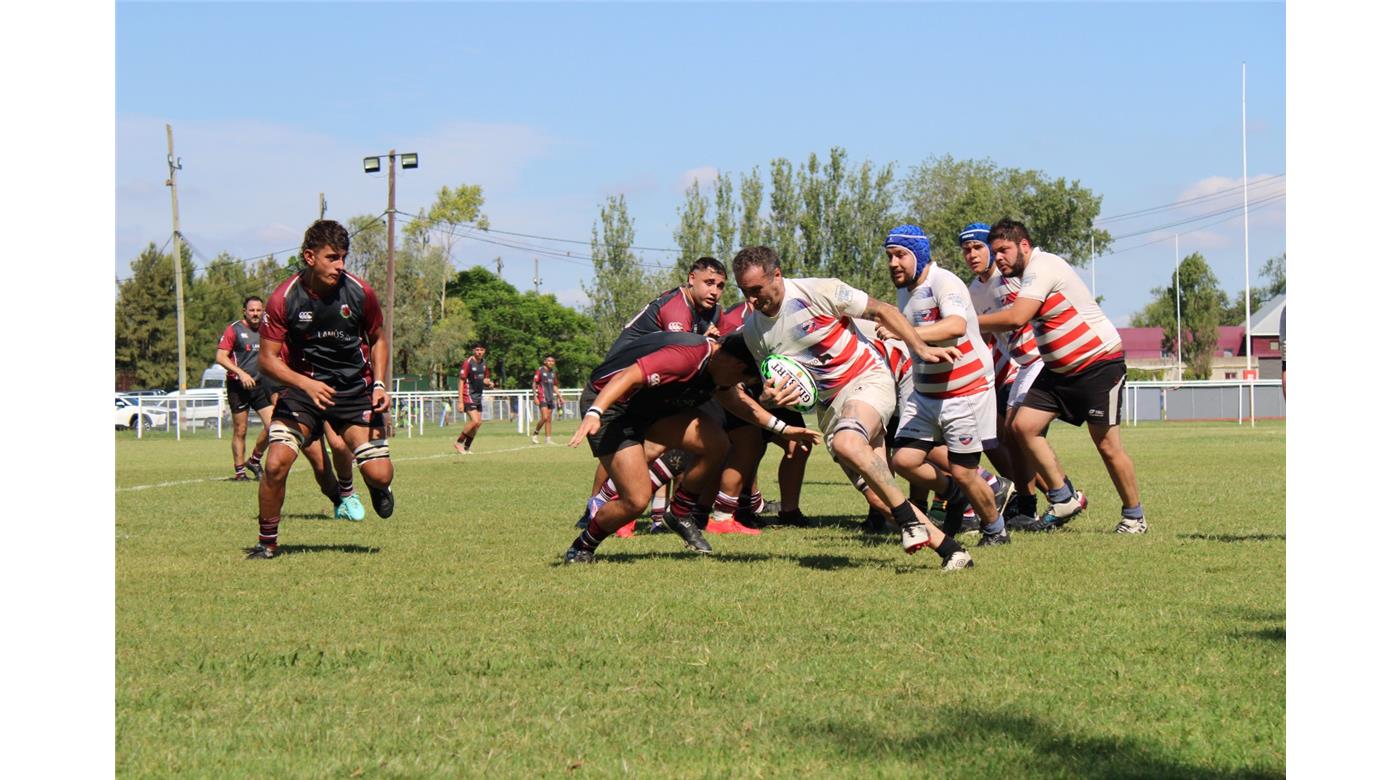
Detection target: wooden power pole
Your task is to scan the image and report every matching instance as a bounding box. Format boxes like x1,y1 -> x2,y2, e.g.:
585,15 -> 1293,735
165,124 -> 188,424
385,149 -> 398,389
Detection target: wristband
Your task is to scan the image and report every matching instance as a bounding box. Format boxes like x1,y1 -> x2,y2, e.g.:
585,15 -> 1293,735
765,416 -> 789,434
373,381 -> 386,390
585,406 -> 604,419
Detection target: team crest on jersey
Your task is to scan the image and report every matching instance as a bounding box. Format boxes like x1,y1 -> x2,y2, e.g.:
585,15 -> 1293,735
648,373 -> 661,386
958,435 -> 974,446
340,304 -> 352,319
362,410 -> 372,422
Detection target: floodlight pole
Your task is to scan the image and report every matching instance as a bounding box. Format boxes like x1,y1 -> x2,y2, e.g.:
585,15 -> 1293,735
165,124 -> 187,438
386,149 -> 397,385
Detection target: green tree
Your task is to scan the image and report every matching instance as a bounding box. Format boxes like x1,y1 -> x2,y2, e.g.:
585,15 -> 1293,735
712,171 -> 740,305
585,195 -> 656,356
1223,252 -> 1286,324
900,155 -> 1110,283
1129,252 -> 1228,379
767,158 -> 801,275
115,242 -> 195,389
426,184 -> 490,318
345,213 -> 443,380
673,178 -> 714,283
738,166 -> 766,248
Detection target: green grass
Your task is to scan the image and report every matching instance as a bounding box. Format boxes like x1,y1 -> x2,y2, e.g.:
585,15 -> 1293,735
116,419 -> 1284,778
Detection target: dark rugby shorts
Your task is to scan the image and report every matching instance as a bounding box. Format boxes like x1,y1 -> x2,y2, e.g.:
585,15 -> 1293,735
1022,356 -> 1127,427
462,392 -> 484,413
273,383 -> 387,434
226,378 -> 273,414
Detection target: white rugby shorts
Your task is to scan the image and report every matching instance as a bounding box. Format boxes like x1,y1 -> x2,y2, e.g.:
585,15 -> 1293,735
816,368 -> 897,448
1007,359 -> 1044,409
895,388 -> 998,454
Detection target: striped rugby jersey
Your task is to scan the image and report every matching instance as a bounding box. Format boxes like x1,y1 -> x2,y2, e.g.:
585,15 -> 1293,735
1016,249 -> 1122,374
741,277 -> 883,406
970,269 -> 1041,386
897,266 -> 994,399
853,318 -> 914,409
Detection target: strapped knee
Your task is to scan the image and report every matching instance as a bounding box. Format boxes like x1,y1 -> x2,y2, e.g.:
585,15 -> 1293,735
353,438 -> 390,467
831,417 -> 871,443
268,422 -> 305,451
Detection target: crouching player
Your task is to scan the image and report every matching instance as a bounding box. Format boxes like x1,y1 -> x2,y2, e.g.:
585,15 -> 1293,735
246,220 -> 397,559
564,332 -> 820,564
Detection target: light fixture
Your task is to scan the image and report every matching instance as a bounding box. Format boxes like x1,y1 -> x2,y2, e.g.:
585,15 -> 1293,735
363,156 -> 381,174
401,152 -> 418,169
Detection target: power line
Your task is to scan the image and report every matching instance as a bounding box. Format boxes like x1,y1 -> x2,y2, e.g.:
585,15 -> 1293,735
1098,194 -> 1285,259
392,209 -> 685,256
1095,173 -> 1285,225
1106,191 -> 1285,241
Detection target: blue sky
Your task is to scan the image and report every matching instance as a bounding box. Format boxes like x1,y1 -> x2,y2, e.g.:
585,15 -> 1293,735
116,1 -> 1286,323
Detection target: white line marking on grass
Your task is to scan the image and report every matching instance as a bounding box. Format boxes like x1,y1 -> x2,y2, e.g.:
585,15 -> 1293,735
115,442 -> 546,493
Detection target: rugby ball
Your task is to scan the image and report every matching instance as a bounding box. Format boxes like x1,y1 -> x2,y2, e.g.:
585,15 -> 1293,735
760,355 -> 818,414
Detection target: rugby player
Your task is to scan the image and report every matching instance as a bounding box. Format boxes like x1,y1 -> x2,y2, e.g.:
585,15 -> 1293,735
246,220 -> 397,559
215,296 -> 274,481
961,222 -> 1077,526
456,343 -> 494,454
882,225 -> 1014,547
732,246 -> 975,570
530,356 -> 565,445
976,218 -> 1146,534
563,332 -> 820,563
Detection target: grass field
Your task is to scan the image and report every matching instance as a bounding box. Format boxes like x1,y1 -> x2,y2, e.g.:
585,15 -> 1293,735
116,418 -> 1285,778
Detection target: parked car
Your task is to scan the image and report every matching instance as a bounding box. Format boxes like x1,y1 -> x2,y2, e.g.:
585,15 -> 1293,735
115,396 -> 169,430
150,389 -> 228,429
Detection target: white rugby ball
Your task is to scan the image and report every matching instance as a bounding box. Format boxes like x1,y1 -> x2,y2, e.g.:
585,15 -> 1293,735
760,354 -> 818,414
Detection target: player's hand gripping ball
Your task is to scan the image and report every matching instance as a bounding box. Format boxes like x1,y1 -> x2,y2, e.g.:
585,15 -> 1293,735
760,355 -> 818,414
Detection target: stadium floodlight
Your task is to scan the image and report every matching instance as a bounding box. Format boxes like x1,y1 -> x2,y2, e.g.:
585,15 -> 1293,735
401,152 -> 418,169
363,156 -> 381,174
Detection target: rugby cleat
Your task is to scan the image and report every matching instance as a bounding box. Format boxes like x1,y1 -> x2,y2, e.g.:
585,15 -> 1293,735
662,511 -> 713,554
576,495 -> 605,529
775,509 -> 811,528
1005,493 -> 1039,530
453,440 -> 467,454
900,520 -> 932,554
706,518 -> 761,536
231,473 -> 251,482
245,544 -> 278,560
335,493 -> 366,522
1114,517 -> 1149,535
369,485 -> 395,518
530,434 -> 539,445
940,550 -> 975,570
941,491 -> 969,537
563,546 -> 596,564
1022,490 -> 1087,532
861,508 -> 893,535
992,479 -> 1015,522
245,461 -> 263,481
977,529 -> 1011,547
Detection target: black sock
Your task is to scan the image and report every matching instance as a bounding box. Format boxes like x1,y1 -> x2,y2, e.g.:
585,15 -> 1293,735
935,535 -> 964,558
890,500 -> 918,528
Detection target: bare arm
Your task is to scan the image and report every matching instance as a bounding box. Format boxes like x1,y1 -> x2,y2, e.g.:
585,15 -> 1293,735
568,365 -> 646,447
259,337 -> 337,410
977,297 -> 1039,333
716,386 -> 821,445
862,298 -> 961,364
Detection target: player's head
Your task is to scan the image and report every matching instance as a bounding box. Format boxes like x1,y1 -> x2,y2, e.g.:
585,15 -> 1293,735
686,257 -> 727,312
544,355 -> 556,368
301,220 -> 350,288
732,246 -> 784,317
709,333 -> 761,386
884,224 -> 931,289
988,218 -> 1033,278
242,295 -> 264,326
958,222 -> 993,277
472,342 -> 485,359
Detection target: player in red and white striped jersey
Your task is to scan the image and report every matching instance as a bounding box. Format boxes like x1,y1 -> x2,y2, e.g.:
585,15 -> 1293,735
961,223 -> 1073,526
976,219 -> 1145,534
881,225 -> 1013,547
734,245 -> 975,570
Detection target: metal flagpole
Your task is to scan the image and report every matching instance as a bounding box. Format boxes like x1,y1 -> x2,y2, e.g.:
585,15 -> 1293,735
1175,234 -> 1182,381
1242,62 -> 1255,426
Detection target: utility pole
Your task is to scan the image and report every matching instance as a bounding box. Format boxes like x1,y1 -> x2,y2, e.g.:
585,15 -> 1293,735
386,149 -> 398,387
495,257 -> 503,279
1174,234 -> 1183,382
319,192 -> 326,220
165,124 -> 188,435
1241,62 -> 1255,426
533,257 -> 541,294
1090,235 -> 1096,298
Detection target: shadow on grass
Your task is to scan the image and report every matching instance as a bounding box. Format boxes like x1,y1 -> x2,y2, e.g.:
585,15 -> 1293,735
269,544 -> 381,556
561,549 -> 882,569
1243,626 -> 1285,642
282,512 -> 337,520
1179,533 -> 1285,543
787,706 -> 1281,779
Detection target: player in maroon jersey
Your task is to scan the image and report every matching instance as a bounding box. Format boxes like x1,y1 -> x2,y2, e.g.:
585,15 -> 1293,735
456,343 -> 494,454
245,220 -> 396,559
530,356 -> 565,444
215,296 -> 274,481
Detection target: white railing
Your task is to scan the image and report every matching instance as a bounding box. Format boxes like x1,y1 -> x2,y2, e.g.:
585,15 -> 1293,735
1124,379 -> 1284,425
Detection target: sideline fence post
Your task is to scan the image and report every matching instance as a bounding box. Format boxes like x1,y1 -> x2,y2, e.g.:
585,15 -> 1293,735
137,397 -> 144,439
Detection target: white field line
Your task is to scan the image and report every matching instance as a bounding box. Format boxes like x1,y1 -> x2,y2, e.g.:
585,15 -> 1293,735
115,442 -> 543,493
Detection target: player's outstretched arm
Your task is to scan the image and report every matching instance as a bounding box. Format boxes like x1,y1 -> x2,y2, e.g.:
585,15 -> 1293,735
862,299 -> 961,364
716,386 -> 821,446
569,364 -> 646,448
977,296 -> 1039,332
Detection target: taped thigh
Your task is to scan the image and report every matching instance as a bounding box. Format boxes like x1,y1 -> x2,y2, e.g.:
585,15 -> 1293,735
268,421 -> 305,451
353,438 -> 391,466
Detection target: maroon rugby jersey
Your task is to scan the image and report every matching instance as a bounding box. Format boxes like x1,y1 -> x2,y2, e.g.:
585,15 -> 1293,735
261,271 -> 383,391
217,319 -> 262,380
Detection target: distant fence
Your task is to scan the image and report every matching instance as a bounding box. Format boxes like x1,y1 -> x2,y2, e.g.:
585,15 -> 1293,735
1124,380 -> 1284,424
119,380 -> 1282,439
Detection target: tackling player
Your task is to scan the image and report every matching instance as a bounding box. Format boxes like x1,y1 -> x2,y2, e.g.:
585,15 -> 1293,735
456,343 -> 494,454
563,332 -> 820,563
732,246 -> 975,570
215,296 -> 274,481
247,220 -> 397,559
976,218 -> 1146,534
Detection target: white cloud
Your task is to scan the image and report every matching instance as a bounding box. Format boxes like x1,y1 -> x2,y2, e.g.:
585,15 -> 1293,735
677,166 -> 719,193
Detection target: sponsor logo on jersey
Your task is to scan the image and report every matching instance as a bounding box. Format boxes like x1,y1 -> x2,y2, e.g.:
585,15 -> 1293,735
340,304 -> 352,319
648,372 -> 661,386
298,311 -> 314,322
915,287 -> 934,299
667,322 -> 684,332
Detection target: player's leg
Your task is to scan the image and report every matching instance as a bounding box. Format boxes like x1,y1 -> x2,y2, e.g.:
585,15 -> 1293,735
316,423 -> 361,520
774,437 -> 812,526
244,401 -> 275,480
230,407 -> 250,479
542,405 -> 555,443
648,411 -> 729,551
710,425 -> 764,535
338,414 -> 394,519
565,443 -> 652,562
297,430 -> 341,513
1010,405 -> 1087,531
250,412 -> 314,559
